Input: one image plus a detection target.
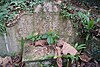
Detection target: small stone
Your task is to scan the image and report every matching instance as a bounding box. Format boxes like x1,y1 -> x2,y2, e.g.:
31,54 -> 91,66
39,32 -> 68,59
47,2 -> 53,12
43,2 -> 48,12
53,5 -> 58,12
34,4 -> 42,13
54,0 -> 62,5
94,6 -> 98,9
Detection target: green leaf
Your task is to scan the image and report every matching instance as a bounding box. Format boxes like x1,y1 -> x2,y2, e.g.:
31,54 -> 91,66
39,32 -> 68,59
31,38 -> 35,42
97,18 -> 100,22
78,12 -> 83,19
77,44 -> 85,48
77,44 -> 86,50
87,20 -> 94,30
78,12 -> 89,24
83,14 -> 89,23
75,55 -> 79,61
86,34 -> 90,41
10,1 -> 18,6
53,35 -> 60,39
74,43 -> 86,51
47,55 -> 54,59
74,43 -> 78,48
54,56 -> 58,59
42,34 -> 48,39
26,35 -> 33,39
47,36 -> 54,45
30,2 -> 36,7
36,37 -> 41,40
36,34 -> 42,40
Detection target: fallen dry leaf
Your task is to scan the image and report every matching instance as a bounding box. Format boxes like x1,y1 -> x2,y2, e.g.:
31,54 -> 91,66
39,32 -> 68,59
80,53 -> 91,62
54,40 -> 78,67
1,56 -> 12,67
55,47 -> 62,67
57,58 -> 62,67
57,40 -> 77,55
35,40 -> 47,46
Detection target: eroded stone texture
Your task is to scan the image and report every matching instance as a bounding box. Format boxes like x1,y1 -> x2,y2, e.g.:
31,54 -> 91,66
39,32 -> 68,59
22,13 -> 76,62
23,44 -> 54,61
7,14 -> 34,53
0,36 -> 8,56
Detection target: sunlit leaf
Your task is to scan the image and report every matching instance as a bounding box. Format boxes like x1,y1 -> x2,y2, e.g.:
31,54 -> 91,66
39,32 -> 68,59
78,12 -> 83,19
74,43 -> 78,48
74,43 -> 86,51
31,38 -> 35,42
86,34 -> 90,41
42,34 -> 48,39
97,18 -> 100,22
87,20 -> 94,30
76,44 -> 86,50
84,14 -> 89,23
26,35 -> 33,39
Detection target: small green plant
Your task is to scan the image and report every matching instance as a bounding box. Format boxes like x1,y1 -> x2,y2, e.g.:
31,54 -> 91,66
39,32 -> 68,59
26,32 -> 60,45
63,54 -> 80,63
74,43 -> 86,51
26,32 -> 42,41
42,32 -> 60,45
48,54 -> 80,67
77,11 -> 95,41
59,54 -> 80,67
97,18 -> 100,23
78,11 -> 94,30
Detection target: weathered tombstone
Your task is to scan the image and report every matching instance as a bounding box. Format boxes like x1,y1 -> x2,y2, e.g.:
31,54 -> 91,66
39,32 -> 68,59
22,2 -> 77,66
2,1 -> 77,66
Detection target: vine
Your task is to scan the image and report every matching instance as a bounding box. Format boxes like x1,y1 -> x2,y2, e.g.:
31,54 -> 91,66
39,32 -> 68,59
0,0 -> 46,34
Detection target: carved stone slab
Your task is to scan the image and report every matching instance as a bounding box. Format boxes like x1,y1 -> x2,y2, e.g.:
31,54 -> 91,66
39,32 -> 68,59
22,44 -> 55,62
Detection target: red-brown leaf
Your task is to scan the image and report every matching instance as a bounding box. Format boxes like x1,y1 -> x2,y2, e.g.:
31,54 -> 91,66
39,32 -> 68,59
80,53 -> 91,62
35,40 -> 47,46
57,40 -> 77,55
55,47 -> 62,67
